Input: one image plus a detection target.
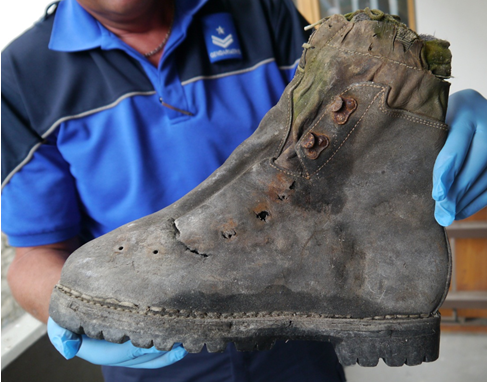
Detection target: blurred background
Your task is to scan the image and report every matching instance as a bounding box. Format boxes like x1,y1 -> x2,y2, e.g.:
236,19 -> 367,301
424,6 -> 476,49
2,1 -> 486,381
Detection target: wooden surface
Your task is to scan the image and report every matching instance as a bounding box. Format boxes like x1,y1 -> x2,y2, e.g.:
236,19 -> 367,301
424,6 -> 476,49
295,0 -> 321,24
441,208 -> 487,327
407,0 -> 416,31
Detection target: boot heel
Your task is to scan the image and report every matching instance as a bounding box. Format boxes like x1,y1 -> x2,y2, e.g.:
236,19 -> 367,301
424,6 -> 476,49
331,314 -> 440,366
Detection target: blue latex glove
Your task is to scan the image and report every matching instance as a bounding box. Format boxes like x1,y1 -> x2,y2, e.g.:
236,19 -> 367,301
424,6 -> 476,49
47,317 -> 187,368
433,89 -> 487,226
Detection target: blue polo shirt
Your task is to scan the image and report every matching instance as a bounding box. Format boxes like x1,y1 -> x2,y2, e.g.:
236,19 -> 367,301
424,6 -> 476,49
2,0 -> 307,246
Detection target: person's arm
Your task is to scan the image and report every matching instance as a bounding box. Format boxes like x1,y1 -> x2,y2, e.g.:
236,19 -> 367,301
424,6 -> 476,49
7,237 -> 80,324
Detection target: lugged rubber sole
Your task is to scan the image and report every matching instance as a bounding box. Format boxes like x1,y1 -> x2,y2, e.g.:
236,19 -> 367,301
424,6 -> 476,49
50,285 -> 440,367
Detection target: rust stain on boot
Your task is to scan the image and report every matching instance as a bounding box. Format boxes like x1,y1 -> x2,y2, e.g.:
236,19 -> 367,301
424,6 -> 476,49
331,95 -> 357,124
266,173 -> 296,202
301,132 -> 330,160
221,219 -> 238,241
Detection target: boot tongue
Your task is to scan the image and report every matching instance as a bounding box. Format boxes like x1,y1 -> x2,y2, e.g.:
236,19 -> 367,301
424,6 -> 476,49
344,8 -> 452,79
274,8 -> 451,175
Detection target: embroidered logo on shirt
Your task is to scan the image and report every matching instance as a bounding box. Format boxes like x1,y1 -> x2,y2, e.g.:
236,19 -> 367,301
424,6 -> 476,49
211,33 -> 234,48
202,13 -> 242,63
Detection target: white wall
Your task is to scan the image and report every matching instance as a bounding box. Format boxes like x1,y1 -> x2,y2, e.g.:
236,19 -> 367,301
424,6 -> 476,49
1,2 -> 52,50
414,0 -> 487,96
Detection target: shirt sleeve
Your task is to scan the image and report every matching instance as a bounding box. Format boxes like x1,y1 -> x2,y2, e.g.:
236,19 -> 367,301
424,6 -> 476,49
1,67 -> 81,247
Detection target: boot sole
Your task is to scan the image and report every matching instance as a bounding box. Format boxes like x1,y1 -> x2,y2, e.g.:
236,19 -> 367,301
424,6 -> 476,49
50,285 -> 440,366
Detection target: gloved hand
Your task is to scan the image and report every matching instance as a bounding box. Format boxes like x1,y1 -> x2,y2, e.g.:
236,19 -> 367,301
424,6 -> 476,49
433,89 -> 487,226
48,317 -> 187,368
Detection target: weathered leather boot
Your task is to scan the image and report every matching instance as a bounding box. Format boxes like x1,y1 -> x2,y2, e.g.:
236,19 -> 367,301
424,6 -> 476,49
50,9 -> 452,366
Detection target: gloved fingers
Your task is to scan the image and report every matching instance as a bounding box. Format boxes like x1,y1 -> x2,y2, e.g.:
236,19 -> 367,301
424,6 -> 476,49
435,199 -> 456,227
433,89 -> 487,202
445,90 -> 487,126
436,178 -> 487,226
456,189 -> 487,221
455,165 -> 487,216
76,337 -> 162,365
435,176 -> 485,227
432,153 -> 459,201
433,128 -> 487,226
432,124 -> 474,201
48,317 -> 186,368
114,344 -> 188,369
47,317 -> 82,360
110,352 -> 168,367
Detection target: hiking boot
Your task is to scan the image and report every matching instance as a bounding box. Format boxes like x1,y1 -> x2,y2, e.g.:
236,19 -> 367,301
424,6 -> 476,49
50,9 -> 452,366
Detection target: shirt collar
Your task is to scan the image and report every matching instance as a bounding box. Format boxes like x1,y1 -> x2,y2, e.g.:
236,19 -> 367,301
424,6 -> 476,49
49,0 -> 104,52
49,0 -> 210,53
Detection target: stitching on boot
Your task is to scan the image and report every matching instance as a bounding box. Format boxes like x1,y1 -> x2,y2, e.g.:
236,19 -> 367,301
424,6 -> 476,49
326,43 -> 446,84
377,91 -> 448,130
297,155 -> 310,178
269,161 -> 303,177
309,85 -> 386,177
328,43 -> 425,72
270,81 -> 446,179
272,74 -> 304,160
270,72 -> 309,178
270,83 -> 384,179
307,83 -> 448,177
55,284 -> 432,321
302,83 -> 384,140
299,83 -> 384,176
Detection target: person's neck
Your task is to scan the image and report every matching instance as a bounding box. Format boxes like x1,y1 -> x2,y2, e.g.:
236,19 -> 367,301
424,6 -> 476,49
80,1 -> 174,66
92,2 -> 167,34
